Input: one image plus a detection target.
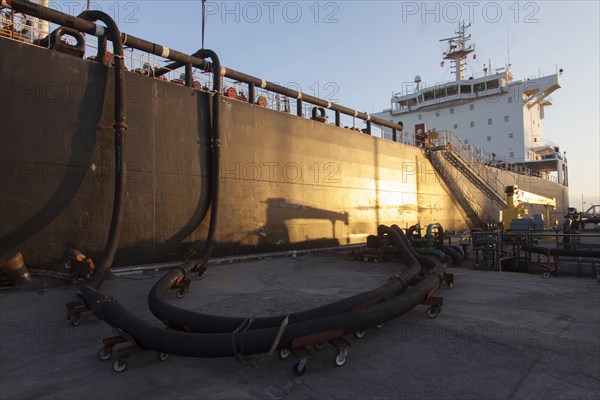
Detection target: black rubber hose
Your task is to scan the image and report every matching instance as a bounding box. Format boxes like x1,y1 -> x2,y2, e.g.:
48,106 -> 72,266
443,246 -> 463,266
77,11 -> 127,289
79,267 -> 444,358
391,225 -> 439,271
151,49 -> 222,288
448,245 -> 465,260
148,225 -> 422,333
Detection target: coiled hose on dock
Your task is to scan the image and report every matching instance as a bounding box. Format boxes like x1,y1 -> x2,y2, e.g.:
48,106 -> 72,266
147,225 -> 422,333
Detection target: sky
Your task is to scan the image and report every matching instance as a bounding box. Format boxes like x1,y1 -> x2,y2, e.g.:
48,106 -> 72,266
49,0 -> 600,208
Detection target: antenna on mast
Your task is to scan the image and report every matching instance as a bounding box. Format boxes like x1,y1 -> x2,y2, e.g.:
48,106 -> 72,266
506,25 -> 511,66
201,0 -> 207,49
440,21 -> 474,81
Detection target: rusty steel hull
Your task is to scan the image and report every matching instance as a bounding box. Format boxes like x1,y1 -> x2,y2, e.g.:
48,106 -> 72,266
0,37 -> 569,266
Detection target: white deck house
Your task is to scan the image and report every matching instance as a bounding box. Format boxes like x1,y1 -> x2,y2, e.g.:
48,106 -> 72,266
372,23 -> 567,186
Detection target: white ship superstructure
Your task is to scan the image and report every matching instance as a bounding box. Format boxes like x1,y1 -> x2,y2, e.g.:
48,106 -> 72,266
373,23 -> 567,186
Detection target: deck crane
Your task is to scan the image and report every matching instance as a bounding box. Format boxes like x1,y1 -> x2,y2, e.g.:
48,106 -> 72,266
502,185 -> 557,231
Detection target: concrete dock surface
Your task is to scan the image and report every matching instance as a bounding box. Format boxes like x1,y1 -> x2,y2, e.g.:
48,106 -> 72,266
1,252 -> 599,400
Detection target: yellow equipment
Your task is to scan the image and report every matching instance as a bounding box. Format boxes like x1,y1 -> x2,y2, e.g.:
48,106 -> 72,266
503,185 -> 556,231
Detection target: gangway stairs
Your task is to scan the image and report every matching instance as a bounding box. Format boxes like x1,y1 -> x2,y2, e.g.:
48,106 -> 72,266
439,147 -> 505,207
427,150 -> 485,227
426,131 -> 507,226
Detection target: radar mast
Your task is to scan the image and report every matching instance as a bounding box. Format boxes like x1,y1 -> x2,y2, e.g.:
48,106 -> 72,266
440,22 -> 474,81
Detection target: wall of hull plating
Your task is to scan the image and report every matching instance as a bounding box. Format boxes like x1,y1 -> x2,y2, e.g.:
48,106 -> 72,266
0,38 -> 568,266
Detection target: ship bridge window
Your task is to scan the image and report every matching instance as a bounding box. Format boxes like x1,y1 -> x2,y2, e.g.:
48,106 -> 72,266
504,115 -> 510,122
450,108 -> 455,114
460,85 -> 472,94
418,114 -> 423,120
447,86 -> 458,96
474,82 -> 486,92
399,100 -> 408,108
486,79 -> 500,90
434,88 -> 446,98
469,104 -> 475,111
423,91 -> 434,101
407,98 -> 417,106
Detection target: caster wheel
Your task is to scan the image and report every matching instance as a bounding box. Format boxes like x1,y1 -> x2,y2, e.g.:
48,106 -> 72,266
335,353 -> 346,367
362,256 -> 369,262
98,348 -> 112,361
113,359 -> 127,372
542,272 -> 550,279
196,270 -> 206,280
354,331 -> 365,339
157,352 -> 169,362
183,285 -> 190,294
176,290 -> 185,299
279,349 -> 290,360
376,324 -> 384,329
70,315 -> 80,326
292,361 -> 306,376
314,342 -> 326,350
426,307 -> 440,319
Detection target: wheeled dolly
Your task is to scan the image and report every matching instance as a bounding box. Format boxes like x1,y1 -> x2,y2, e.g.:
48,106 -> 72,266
97,329 -> 169,372
536,254 -> 559,278
172,278 -> 191,299
280,337 -> 352,375
443,272 -> 454,288
65,300 -> 91,326
421,296 -> 444,319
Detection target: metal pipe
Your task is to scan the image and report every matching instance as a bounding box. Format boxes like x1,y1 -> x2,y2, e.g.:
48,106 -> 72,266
6,0 -> 415,134
248,83 -> 255,104
185,63 -> 193,87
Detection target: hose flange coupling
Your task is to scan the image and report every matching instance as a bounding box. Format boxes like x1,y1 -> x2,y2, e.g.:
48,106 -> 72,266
389,274 -> 407,288
91,294 -> 118,318
113,121 -> 128,131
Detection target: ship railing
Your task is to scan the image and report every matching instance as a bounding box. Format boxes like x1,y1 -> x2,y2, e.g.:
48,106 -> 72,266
432,130 -> 505,197
2,3 -> 405,140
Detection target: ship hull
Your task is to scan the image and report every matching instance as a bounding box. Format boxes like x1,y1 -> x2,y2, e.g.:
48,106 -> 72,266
0,38 -> 569,266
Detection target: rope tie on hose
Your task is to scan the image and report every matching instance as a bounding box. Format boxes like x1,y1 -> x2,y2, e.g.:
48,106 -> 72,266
232,316 -> 254,365
258,314 -> 289,362
231,314 -> 290,368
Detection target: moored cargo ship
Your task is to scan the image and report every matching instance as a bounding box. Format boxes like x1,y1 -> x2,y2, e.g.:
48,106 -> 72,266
0,1 -> 569,269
